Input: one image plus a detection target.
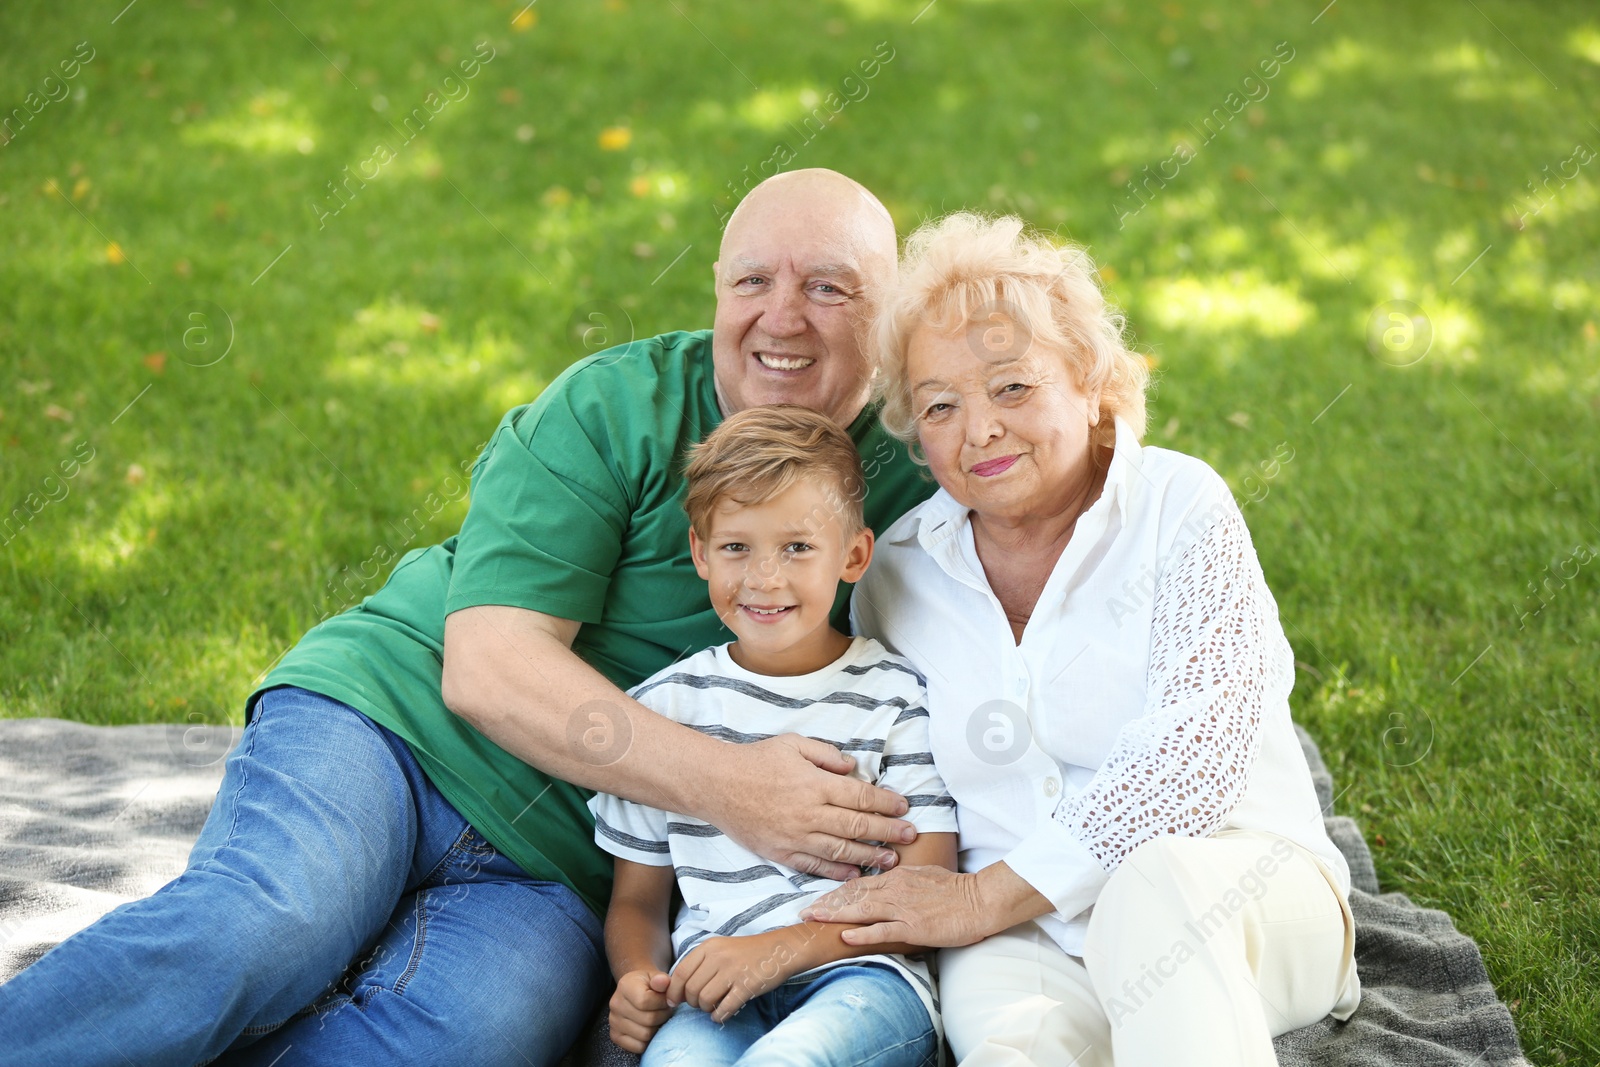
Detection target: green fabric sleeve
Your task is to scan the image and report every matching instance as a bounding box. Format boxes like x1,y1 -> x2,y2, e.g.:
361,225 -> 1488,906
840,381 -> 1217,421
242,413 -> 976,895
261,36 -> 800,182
445,396 -> 630,623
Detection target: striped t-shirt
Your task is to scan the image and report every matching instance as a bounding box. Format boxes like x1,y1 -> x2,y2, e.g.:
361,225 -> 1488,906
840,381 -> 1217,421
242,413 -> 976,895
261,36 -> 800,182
588,635 -> 957,1032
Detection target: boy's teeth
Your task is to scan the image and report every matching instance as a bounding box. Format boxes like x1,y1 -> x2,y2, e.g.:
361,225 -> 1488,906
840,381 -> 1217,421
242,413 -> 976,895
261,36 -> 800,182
757,353 -> 815,371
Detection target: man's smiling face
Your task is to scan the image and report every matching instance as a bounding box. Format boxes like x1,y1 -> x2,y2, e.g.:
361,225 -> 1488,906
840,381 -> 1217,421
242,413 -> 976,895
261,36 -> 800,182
711,170 -> 897,428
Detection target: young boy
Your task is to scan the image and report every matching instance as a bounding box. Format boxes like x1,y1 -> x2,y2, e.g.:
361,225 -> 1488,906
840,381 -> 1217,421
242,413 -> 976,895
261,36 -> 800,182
588,405 -> 958,1066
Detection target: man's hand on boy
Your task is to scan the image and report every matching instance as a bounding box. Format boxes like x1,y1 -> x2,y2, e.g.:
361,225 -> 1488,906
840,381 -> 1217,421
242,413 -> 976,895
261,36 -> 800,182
609,969 -> 673,1054
711,733 -> 915,881
667,933 -> 798,1023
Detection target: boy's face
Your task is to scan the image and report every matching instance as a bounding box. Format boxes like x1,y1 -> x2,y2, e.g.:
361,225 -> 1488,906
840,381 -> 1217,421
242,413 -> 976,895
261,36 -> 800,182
689,477 -> 873,673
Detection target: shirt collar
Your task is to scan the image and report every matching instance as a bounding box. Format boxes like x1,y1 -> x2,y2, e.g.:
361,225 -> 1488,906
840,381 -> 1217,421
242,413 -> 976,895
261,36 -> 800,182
891,415 -> 1145,552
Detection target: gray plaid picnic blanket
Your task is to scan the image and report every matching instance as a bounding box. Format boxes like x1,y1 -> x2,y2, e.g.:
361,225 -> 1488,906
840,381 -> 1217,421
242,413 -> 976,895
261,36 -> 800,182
0,717 -> 1525,1065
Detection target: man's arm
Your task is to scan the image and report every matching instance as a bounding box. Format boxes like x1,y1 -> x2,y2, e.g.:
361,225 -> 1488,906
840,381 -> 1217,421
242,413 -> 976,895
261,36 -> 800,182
441,604 -> 915,878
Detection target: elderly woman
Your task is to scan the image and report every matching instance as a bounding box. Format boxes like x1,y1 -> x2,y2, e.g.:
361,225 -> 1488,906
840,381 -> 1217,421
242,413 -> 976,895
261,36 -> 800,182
801,213 -> 1360,1066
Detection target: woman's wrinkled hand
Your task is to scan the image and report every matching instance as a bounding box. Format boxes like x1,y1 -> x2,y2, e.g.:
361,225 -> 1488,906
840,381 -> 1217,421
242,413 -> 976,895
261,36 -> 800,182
798,864 -> 995,949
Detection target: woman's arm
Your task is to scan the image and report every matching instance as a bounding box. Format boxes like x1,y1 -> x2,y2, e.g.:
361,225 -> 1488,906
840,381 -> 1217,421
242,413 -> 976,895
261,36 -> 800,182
799,854 -> 1050,949
668,832 -> 959,1022
777,831 -> 961,965
1043,503 -> 1280,871
807,500 -> 1287,944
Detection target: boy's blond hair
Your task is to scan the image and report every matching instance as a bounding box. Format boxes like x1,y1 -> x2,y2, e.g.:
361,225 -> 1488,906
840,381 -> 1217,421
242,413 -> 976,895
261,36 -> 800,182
684,405 -> 866,539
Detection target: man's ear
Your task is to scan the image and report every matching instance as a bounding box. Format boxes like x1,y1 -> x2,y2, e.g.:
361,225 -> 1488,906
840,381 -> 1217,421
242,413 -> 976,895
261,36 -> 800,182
840,526 -> 875,584
688,526 -> 711,580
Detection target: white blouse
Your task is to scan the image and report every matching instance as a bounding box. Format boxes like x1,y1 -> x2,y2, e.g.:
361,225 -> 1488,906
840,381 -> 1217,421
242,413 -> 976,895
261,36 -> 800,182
851,417 -> 1350,956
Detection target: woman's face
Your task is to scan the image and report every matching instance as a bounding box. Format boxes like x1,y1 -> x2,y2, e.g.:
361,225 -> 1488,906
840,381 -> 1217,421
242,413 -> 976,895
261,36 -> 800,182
906,323 -> 1101,525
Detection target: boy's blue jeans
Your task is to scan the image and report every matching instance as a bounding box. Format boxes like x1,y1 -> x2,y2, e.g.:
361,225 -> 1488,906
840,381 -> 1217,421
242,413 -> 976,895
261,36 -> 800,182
641,963 -> 939,1067
0,685 -> 607,1066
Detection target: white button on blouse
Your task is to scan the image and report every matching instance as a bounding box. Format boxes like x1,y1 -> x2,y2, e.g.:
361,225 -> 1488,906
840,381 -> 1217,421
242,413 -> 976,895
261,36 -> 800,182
851,417 -> 1350,956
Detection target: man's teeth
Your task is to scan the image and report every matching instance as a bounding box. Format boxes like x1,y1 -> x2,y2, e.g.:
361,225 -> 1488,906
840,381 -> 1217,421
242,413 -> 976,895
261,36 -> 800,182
756,353 -> 815,371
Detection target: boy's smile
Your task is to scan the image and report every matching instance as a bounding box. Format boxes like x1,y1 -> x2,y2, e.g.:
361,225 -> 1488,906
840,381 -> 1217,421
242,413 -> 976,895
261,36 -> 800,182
689,477 -> 873,677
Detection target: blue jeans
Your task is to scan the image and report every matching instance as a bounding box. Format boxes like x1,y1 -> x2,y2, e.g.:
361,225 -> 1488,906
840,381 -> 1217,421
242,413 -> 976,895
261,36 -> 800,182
641,963 -> 939,1067
0,686 -> 607,1066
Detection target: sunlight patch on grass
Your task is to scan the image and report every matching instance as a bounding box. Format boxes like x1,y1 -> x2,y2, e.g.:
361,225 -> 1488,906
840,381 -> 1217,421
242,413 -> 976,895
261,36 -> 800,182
1450,72 -> 1548,103
385,143 -> 446,180
934,83 -> 968,112
686,99 -> 732,128
1152,187 -> 1217,224
1274,219 -> 1365,284
1423,26 -> 1555,102
1283,37 -> 1374,98
1501,239 -> 1600,315
737,87 -> 823,132
67,483 -> 176,573
1551,279 -> 1598,314
1567,26 -> 1600,65
484,371 -> 551,417
1428,40 -> 1495,73
326,300 -> 531,388
1195,222 -> 1253,261
628,168 -> 690,202
1513,178 -> 1599,230
182,90 -> 319,155
1097,132 -> 1174,168
829,0 -> 910,19
1419,298 -> 1482,364
1143,273 -> 1312,337
1317,138 -> 1370,176
1522,362 -> 1576,397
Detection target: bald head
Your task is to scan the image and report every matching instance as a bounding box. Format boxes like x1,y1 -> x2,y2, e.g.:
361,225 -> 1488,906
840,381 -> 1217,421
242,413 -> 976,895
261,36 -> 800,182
710,169 -> 899,426
718,169 -> 897,286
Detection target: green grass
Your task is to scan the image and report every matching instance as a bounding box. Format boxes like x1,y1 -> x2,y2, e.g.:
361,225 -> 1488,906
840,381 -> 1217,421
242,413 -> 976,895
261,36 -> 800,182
2,0 -> 1597,1059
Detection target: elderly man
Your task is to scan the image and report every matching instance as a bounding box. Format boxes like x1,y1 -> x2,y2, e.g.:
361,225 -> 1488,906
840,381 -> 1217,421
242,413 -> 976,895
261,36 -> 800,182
0,169 -> 937,1066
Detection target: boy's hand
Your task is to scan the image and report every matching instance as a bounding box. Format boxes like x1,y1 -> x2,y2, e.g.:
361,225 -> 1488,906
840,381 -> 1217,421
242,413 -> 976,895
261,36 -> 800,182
667,934 -> 798,1023
608,969 -> 673,1054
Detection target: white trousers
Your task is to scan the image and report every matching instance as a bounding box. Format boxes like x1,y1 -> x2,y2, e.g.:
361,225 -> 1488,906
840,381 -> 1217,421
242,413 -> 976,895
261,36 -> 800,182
940,831 -> 1360,1067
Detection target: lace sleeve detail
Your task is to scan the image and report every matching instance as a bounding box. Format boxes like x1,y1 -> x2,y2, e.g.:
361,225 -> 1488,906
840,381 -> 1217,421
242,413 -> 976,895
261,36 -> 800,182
1054,502 -> 1293,872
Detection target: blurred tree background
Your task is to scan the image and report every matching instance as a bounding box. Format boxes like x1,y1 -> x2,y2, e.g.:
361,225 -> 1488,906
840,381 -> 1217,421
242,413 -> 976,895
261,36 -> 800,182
1,0 -> 1596,1060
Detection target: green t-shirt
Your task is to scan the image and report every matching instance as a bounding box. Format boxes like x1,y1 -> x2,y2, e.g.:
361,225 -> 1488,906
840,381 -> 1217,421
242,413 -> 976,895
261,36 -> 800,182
255,329 -> 938,918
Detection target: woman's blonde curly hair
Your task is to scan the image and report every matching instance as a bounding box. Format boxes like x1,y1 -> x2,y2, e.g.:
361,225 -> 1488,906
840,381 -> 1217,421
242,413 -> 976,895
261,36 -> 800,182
872,212 -> 1149,462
